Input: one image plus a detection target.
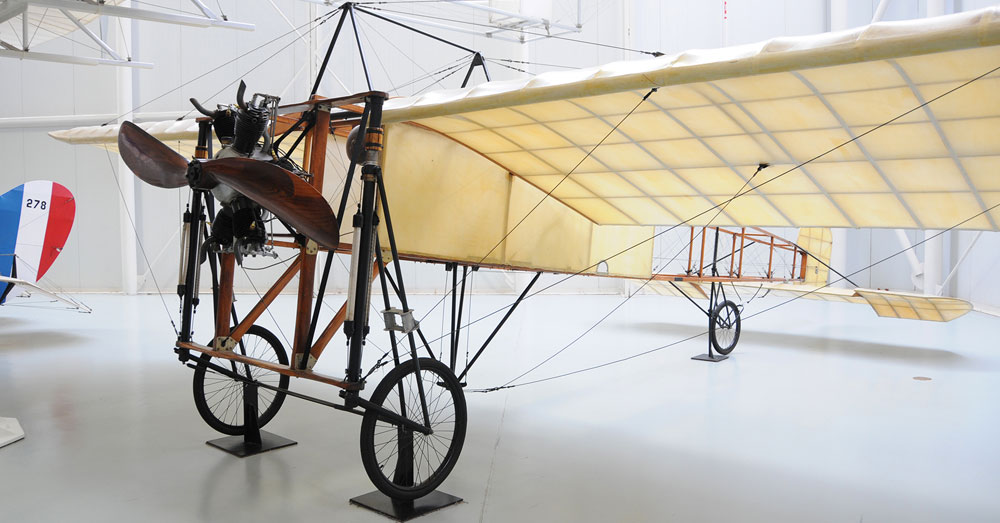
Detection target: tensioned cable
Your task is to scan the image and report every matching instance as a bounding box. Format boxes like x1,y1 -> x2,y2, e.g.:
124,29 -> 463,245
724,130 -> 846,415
100,10 -> 337,126
29,16 -> 104,54
495,162 -> 766,388
103,147 -> 179,335
5,20 -> 21,48
488,57 -> 578,70
240,265 -> 291,348
116,16 -> 131,59
355,15 -> 401,95
470,331 -> 708,392
412,62 -> 468,94
425,61 -> 1000,374
178,13 -> 338,120
389,58 -> 471,93
365,6 -> 662,56
485,59 -> 530,76
358,11 -> 473,93
27,9 -> 47,48
418,87 -> 659,323
356,18 -> 473,95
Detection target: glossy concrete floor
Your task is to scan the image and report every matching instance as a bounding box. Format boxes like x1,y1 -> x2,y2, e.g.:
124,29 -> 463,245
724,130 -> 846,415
1,292 -> 999,522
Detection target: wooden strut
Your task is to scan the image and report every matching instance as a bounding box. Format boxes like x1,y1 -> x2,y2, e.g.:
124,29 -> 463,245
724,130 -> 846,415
290,100 -> 330,370
178,340 -> 361,390
214,253 -> 236,346
661,225 -> 810,283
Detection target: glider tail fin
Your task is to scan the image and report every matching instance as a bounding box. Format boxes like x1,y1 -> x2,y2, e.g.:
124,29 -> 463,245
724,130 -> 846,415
796,228 -> 833,285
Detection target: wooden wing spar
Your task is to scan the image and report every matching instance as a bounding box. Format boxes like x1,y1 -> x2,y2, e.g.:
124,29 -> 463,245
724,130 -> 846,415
50,7 -> 1000,291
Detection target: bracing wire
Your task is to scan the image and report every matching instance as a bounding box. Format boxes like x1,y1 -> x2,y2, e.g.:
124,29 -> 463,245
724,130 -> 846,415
101,10 -> 337,126
418,87 -> 660,324
496,161 -> 765,388
103,147 -> 179,336
364,5 -> 662,56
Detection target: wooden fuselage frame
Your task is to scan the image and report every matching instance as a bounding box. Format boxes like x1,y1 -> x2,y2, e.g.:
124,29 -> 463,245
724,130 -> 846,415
176,92 -> 381,392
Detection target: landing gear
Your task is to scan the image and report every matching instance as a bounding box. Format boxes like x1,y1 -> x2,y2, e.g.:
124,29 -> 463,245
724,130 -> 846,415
709,300 -> 741,355
192,325 -> 289,435
359,358 -> 467,500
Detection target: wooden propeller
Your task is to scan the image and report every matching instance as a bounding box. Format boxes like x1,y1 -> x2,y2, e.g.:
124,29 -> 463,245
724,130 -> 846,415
118,120 -> 340,249
198,158 -> 341,249
118,121 -> 189,188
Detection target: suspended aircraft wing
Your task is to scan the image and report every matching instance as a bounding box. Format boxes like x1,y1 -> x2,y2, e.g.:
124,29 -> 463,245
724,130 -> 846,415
50,8 -> 1000,284
377,7 -> 1000,235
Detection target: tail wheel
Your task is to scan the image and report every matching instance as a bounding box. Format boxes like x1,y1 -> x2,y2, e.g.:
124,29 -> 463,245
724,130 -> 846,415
709,300 -> 741,355
192,325 -> 289,435
359,358 -> 467,500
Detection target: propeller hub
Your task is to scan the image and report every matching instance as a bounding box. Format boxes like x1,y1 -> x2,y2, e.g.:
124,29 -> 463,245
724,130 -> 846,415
185,160 -> 217,191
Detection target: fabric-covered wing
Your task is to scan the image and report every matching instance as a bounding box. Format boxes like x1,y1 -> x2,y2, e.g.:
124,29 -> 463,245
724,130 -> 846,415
854,289 -> 972,321
732,282 -> 971,322
382,7 -> 1000,231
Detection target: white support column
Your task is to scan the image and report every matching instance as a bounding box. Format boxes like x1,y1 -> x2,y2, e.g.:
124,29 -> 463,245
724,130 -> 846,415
923,231 -> 942,295
21,6 -> 28,50
115,2 -> 137,295
827,0 -> 850,288
921,0 -> 946,296
927,0 -> 945,18
829,0 -> 848,32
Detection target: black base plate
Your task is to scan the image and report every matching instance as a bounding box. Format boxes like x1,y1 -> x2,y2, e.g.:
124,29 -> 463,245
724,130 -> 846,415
206,430 -> 297,457
350,490 -> 462,521
692,353 -> 729,362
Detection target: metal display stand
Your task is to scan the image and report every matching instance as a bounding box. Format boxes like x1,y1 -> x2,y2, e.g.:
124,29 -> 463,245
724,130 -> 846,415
205,381 -> 298,457
693,227 -> 730,363
350,491 -> 463,521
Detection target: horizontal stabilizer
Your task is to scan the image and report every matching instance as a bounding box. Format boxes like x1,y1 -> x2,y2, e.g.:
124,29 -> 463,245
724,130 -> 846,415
731,282 -> 971,322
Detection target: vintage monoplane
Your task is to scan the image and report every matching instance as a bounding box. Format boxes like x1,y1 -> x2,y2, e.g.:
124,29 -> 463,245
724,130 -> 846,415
51,6 -> 999,502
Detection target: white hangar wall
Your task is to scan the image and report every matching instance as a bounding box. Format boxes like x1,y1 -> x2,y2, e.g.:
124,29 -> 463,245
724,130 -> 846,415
0,0 -> 998,308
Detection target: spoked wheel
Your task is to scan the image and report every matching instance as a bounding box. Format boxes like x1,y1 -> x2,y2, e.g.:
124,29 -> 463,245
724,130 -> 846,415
192,325 -> 290,435
709,300 -> 741,355
359,357 -> 467,500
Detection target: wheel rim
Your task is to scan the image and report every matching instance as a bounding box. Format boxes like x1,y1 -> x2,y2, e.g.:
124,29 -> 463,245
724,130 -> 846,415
197,329 -> 286,430
713,303 -> 739,351
370,365 -> 460,491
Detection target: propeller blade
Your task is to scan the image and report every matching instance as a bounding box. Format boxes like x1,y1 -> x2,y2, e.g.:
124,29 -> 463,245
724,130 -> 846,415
118,121 -> 189,189
201,158 -> 341,249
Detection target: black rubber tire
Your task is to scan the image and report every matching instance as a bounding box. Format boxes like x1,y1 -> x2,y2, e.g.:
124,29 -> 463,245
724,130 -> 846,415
359,358 -> 467,500
709,300 -> 741,355
192,325 -> 290,435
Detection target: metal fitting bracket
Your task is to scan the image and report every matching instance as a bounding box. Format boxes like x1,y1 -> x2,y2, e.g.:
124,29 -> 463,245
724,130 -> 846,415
382,307 -> 419,334
213,336 -> 236,352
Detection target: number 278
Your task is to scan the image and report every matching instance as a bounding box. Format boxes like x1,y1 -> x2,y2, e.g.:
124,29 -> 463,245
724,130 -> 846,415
25,199 -> 47,210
